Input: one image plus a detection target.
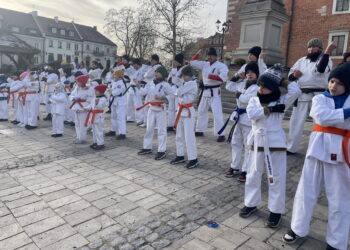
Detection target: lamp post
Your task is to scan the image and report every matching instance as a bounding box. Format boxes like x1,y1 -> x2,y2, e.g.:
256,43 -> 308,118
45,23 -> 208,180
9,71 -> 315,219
216,19 -> 232,61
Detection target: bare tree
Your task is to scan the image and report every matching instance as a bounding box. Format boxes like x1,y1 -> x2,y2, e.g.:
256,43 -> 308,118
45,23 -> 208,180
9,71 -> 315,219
142,0 -> 208,58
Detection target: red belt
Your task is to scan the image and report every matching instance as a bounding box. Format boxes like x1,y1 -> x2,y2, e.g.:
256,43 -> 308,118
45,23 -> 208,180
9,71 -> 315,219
84,109 -> 104,127
70,99 -> 86,109
174,103 -> 193,129
313,124 -> 350,168
136,101 -> 164,111
18,91 -> 37,105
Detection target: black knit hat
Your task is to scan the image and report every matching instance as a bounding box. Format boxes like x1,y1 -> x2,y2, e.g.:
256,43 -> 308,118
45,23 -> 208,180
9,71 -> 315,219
248,46 -> 262,59
74,71 -> 84,78
151,54 -> 160,62
132,58 -> 142,66
155,66 -> 168,78
258,64 -> 283,93
122,55 -> 130,61
207,48 -> 217,57
329,62 -> 350,92
180,66 -> 194,78
174,54 -> 184,65
245,62 -> 259,78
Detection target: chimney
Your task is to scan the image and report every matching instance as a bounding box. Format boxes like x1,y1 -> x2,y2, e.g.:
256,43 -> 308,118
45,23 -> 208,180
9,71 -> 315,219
93,26 -> 97,30
31,11 -> 38,17
54,16 -> 59,23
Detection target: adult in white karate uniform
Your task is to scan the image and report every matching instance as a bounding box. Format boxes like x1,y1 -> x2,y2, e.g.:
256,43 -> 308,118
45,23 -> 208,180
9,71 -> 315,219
287,39 -> 334,154
43,66 -> 59,121
0,75 -> 9,121
283,62 -> 350,250
223,62 -> 260,182
127,59 -> 144,125
22,72 -> 40,129
138,66 -> 174,160
105,69 -> 127,140
167,53 -> 185,132
50,83 -> 67,137
190,47 -> 228,142
8,73 -> 22,124
16,72 -> 28,127
239,65 -> 301,228
170,66 -> 199,169
70,75 -> 95,144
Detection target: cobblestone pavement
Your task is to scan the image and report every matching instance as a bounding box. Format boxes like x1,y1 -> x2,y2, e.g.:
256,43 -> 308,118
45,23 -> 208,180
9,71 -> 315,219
0,108 -> 346,250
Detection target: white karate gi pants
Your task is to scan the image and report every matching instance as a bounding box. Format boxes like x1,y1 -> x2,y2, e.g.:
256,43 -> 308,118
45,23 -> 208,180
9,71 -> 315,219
52,114 -> 64,134
74,111 -> 88,141
25,96 -> 39,126
196,96 -> 225,136
111,104 -> 126,135
175,108 -> 197,160
167,95 -> 177,127
92,115 -> 104,145
0,100 -> 8,119
230,123 -> 251,171
291,157 -> 350,250
245,150 -> 286,214
143,109 -> 167,152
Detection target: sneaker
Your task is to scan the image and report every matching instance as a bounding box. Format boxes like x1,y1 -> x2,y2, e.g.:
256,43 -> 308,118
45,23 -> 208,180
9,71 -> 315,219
239,206 -> 257,218
287,151 -> 296,155
326,244 -> 338,250
282,229 -> 300,244
195,132 -> 204,137
11,120 -> 18,124
105,131 -> 116,136
170,156 -> 185,165
155,152 -> 167,160
51,134 -> 63,138
116,134 -> 126,140
238,172 -> 247,182
225,168 -> 240,178
95,145 -> 105,150
43,114 -> 52,121
74,139 -> 86,144
69,122 -> 75,126
127,120 -> 135,123
186,159 -> 199,169
138,149 -> 152,155
217,135 -> 226,142
64,121 -> 70,125
139,123 -> 146,128
106,110 -> 111,114
167,127 -> 175,132
266,212 -> 282,228
90,143 -> 97,149
0,119 -> 8,122
136,122 -> 144,126
25,125 -> 37,130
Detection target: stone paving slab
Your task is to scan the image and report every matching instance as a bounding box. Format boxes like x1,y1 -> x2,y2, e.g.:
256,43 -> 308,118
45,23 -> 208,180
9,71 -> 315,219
0,109 -> 347,249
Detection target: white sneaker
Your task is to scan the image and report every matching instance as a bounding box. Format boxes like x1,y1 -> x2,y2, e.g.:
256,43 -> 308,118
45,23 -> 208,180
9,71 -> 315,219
139,123 -> 146,128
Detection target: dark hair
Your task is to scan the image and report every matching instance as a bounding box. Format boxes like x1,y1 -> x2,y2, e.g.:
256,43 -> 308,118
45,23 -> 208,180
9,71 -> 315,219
151,54 -> 160,62
132,58 -> 142,66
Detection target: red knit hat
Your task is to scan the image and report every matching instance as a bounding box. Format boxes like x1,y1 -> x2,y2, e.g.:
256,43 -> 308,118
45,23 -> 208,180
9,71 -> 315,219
94,84 -> 107,94
76,75 -> 89,85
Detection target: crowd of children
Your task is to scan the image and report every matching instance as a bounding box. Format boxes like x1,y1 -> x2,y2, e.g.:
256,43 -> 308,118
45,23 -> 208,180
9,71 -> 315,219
0,39 -> 349,249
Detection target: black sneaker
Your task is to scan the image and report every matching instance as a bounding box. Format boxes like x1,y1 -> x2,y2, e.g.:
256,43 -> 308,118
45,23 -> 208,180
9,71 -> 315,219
282,229 -> 300,244
266,212 -> 281,228
170,156 -> 185,165
69,122 -> 75,126
43,114 -> 52,121
239,206 -> 257,218
94,145 -> 105,150
0,119 -> 8,122
167,127 -> 175,132
90,143 -> 97,149
138,149 -> 152,155
64,121 -> 70,125
25,125 -> 37,130
116,134 -> 126,140
326,244 -> 338,250
155,152 -> 166,160
11,120 -> 18,124
287,151 -> 296,155
224,168 -> 240,178
51,134 -> 63,138
127,120 -> 135,123
238,171 -> 247,182
105,131 -> 116,136
186,159 -> 199,169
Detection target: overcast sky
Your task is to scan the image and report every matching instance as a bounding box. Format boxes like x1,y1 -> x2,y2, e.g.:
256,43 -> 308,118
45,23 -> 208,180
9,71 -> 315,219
1,0 -> 228,38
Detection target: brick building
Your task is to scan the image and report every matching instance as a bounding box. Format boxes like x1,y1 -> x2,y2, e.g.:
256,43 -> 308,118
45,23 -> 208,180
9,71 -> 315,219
225,0 -> 350,67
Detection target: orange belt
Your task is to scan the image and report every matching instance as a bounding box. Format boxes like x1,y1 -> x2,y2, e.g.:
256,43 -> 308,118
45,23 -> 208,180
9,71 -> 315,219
174,103 -> 193,129
70,99 -> 86,109
136,101 -> 164,111
7,91 -> 17,107
313,124 -> 350,168
18,91 -> 37,105
84,109 -> 104,127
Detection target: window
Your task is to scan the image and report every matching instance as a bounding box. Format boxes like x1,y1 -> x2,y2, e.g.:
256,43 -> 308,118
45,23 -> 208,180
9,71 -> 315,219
57,54 -> 63,62
75,44 -> 79,50
34,43 -> 39,49
34,56 -> 39,64
333,0 -> 350,13
329,31 -> 349,57
49,40 -> 53,48
28,29 -> 37,34
58,41 -> 62,49
69,31 -> 74,37
67,42 -> 71,50
11,26 -> 20,32
107,48 -> 110,53
95,47 -> 99,52
66,55 -> 71,63
60,29 -> 65,35
51,27 -> 57,33
86,44 -> 90,51
48,53 -> 54,62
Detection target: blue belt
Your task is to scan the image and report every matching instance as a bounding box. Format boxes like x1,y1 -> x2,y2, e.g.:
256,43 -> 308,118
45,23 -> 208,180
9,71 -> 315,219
217,108 -> 246,142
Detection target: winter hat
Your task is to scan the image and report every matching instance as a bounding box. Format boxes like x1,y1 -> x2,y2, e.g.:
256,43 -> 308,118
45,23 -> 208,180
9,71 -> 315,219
94,84 -> 107,94
248,46 -> 262,59
258,64 -> 283,93
207,47 -> 217,57
180,65 -> 194,78
122,55 -> 130,61
328,62 -> 350,92
174,54 -> 184,65
155,66 -> 168,78
54,82 -> 64,92
307,38 -> 323,49
151,54 -> 160,62
20,71 -> 29,80
113,69 -> 124,78
74,71 -> 84,78
76,75 -> 89,86
132,58 -> 142,66
245,62 -> 259,78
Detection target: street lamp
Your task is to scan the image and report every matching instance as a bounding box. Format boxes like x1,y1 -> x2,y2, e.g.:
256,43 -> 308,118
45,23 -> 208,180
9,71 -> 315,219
216,19 -> 232,60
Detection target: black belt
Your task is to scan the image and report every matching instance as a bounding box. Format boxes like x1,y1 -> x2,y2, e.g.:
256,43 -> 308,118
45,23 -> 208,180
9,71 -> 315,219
197,85 -> 221,106
0,96 -> 7,101
301,88 -> 325,94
